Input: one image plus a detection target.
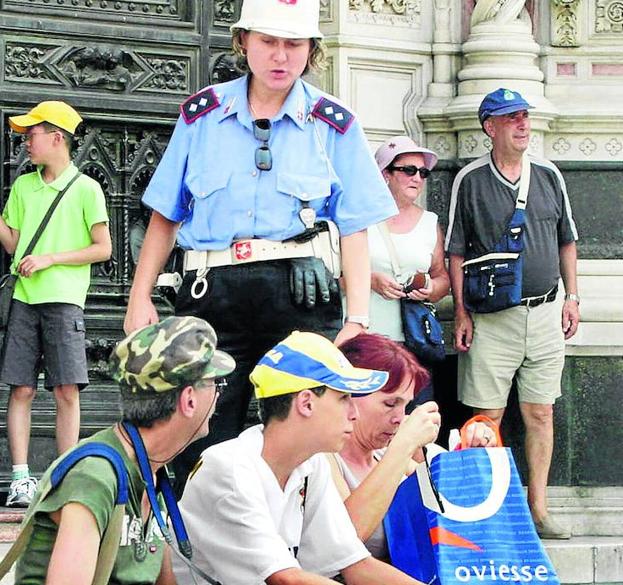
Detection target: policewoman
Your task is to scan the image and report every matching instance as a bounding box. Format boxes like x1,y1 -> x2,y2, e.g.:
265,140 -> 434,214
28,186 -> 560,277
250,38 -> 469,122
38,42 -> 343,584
124,0 -> 397,484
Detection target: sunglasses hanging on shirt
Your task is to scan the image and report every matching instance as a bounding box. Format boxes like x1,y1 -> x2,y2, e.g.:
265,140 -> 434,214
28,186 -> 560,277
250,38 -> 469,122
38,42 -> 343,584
253,118 -> 272,171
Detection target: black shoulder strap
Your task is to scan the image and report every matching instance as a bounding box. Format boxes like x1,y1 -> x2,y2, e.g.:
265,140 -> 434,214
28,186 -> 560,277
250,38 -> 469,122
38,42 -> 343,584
19,171 -> 82,261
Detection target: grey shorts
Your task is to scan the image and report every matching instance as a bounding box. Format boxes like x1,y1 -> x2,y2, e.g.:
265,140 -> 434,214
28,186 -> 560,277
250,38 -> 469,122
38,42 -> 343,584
0,300 -> 89,390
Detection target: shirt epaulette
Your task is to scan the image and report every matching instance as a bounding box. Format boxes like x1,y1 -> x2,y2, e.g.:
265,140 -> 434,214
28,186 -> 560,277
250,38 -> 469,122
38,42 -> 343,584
180,87 -> 220,124
312,97 -> 355,134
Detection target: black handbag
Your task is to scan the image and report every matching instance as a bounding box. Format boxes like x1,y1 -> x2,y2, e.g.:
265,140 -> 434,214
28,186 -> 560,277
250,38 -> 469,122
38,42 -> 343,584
400,299 -> 445,363
378,222 -> 445,364
0,172 -> 81,330
462,155 -> 530,314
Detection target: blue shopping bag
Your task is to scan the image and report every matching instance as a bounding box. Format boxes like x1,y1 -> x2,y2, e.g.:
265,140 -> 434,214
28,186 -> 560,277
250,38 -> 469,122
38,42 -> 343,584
384,443 -> 559,585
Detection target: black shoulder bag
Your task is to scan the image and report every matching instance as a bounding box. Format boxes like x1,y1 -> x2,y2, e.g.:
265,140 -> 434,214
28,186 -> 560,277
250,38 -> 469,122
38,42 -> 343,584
0,172 -> 81,329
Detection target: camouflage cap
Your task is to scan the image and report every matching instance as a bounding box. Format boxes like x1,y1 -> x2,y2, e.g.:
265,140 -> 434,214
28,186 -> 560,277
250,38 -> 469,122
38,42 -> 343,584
110,316 -> 235,398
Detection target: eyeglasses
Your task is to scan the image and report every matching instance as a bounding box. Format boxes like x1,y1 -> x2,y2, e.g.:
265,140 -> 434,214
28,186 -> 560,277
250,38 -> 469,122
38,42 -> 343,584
253,118 -> 272,171
22,130 -> 57,143
388,164 -> 432,179
214,378 -> 228,393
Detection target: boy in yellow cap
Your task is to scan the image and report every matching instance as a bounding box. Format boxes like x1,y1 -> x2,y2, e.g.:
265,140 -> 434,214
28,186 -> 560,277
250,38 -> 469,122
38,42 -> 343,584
175,331 -> 428,585
0,101 -> 112,507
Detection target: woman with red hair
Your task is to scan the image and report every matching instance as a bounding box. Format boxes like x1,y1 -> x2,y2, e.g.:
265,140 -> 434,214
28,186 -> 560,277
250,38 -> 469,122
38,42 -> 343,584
330,333 -> 496,562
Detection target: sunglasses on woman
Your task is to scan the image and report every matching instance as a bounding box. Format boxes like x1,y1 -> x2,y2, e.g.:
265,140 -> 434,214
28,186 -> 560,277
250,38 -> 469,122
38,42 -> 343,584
388,164 -> 432,179
253,118 -> 272,171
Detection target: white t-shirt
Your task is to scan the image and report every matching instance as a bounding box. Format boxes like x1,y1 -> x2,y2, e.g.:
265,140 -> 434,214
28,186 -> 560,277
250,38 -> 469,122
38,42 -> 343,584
173,425 -> 370,585
368,210 -> 439,340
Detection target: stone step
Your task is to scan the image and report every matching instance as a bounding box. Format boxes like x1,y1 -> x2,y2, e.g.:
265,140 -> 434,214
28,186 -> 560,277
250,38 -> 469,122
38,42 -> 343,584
547,487 -> 623,537
0,510 -> 23,544
1,503 -> 622,585
543,536 -> 623,585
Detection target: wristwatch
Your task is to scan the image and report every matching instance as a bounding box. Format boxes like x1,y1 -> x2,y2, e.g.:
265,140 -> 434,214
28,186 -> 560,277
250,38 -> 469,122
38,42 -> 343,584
564,293 -> 580,304
346,315 -> 370,328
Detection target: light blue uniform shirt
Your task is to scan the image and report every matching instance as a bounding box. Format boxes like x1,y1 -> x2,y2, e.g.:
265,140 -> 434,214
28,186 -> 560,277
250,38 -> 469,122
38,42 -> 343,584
143,75 -> 397,250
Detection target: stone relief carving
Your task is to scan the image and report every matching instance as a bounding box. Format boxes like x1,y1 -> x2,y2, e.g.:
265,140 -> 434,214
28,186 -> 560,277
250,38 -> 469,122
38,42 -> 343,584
552,0 -> 580,47
596,0 -> 623,33
143,57 -> 188,91
348,0 -> 422,26
3,0 -> 186,20
4,42 -> 189,94
605,137 -> 623,156
57,47 -> 142,91
433,136 -> 452,157
548,135 -> 623,158
208,52 -> 242,85
579,137 -> 597,155
462,134 -> 478,154
552,137 -> 571,155
470,0 -> 530,27
214,0 -> 237,25
5,45 -> 54,82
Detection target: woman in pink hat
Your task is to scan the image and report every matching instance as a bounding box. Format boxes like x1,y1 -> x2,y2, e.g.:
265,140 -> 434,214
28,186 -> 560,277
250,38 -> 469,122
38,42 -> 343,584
368,137 -> 450,367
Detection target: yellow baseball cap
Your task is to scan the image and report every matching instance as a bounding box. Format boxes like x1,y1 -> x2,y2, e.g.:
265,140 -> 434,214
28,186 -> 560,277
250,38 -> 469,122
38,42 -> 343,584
9,101 -> 83,135
250,331 -> 389,399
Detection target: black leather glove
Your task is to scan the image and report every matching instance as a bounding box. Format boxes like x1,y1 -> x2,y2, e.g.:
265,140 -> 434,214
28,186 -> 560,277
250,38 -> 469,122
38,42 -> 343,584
289,257 -> 339,308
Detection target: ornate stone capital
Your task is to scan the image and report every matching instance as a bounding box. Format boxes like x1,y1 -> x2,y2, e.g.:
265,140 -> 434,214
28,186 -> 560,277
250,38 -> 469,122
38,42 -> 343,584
552,0 -> 581,47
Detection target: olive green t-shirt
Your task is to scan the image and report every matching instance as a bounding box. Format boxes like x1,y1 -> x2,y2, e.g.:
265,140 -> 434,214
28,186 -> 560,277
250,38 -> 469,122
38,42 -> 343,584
2,163 -> 109,308
15,427 -> 166,585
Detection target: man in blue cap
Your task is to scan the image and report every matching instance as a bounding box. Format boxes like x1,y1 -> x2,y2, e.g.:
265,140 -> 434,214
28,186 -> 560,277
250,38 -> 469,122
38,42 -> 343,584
445,88 -> 579,539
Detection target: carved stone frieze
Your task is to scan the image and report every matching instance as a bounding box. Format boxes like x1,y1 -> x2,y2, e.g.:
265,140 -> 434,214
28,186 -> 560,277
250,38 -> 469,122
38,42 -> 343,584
596,0 -> 623,33
552,0 -> 580,47
213,0 -> 237,26
142,57 -> 188,91
546,134 -> 623,160
208,52 -> 241,85
348,0 -> 422,26
5,44 -> 57,83
4,41 -> 190,94
2,0 -> 188,21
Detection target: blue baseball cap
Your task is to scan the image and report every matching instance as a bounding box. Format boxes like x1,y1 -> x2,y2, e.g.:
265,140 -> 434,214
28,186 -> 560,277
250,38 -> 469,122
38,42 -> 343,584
478,88 -> 533,125
250,331 -> 389,399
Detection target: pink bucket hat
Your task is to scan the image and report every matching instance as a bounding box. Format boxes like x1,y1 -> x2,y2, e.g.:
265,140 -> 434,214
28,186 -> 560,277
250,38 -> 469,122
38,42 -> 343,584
375,136 -> 438,172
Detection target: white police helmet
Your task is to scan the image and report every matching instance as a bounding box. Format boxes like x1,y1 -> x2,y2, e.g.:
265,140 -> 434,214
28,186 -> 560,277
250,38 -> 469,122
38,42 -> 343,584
231,0 -> 323,39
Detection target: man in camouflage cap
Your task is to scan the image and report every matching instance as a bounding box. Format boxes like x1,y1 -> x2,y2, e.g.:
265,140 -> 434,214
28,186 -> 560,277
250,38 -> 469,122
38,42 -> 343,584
10,316 -> 234,585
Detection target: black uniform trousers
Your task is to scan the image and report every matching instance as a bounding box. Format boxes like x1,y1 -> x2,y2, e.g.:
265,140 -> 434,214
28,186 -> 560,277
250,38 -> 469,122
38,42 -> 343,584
171,259 -> 342,495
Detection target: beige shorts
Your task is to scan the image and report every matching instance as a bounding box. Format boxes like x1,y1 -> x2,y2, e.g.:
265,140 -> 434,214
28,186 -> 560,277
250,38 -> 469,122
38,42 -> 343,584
458,299 -> 565,409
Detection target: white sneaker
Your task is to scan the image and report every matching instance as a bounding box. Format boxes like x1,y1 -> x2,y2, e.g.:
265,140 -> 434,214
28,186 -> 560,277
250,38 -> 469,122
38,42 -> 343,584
6,476 -> 38,508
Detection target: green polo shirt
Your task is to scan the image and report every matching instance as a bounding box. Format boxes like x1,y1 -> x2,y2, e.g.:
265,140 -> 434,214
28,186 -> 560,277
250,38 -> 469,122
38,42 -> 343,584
2,163 -> 109,308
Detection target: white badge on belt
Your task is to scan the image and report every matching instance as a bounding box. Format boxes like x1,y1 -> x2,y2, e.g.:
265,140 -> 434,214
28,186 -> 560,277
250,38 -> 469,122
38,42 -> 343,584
299,207 -> 316,229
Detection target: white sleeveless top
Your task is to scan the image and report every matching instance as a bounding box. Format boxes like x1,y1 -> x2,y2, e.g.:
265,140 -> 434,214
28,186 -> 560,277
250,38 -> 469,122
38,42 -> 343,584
333,453 -> 389,561
368,210 -> 439,340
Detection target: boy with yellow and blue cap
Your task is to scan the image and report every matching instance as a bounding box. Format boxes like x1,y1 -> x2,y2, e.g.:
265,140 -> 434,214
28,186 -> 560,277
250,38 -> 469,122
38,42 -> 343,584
176,331 -> 428,585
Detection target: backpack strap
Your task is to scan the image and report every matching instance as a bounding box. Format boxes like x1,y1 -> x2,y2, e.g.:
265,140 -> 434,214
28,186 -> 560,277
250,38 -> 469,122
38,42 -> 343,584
0,443 -> 128,585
